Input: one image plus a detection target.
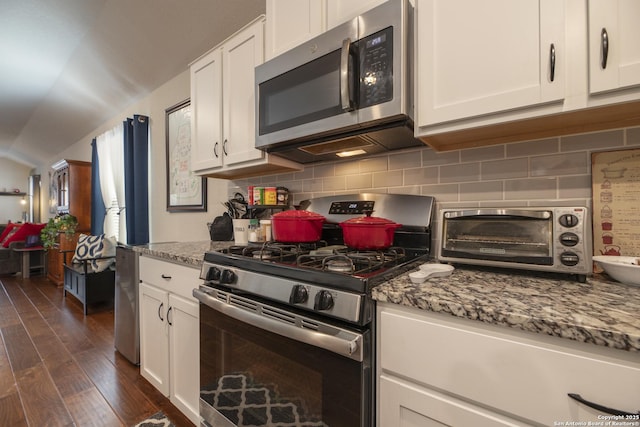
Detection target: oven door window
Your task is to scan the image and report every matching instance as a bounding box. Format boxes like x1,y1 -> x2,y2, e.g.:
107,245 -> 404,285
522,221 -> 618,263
442,216 -> 553,265
200,303 -> 367,427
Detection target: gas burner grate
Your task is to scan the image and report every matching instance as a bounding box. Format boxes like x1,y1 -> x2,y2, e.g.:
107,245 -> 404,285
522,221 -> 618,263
224,241 -> 330,262
296,247 -> 406,275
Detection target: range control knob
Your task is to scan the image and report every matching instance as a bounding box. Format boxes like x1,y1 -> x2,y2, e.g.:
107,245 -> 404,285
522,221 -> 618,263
289,284 -> 309,304
206,266 -> 221,281
220,269 -> 237,284
560,252 -> 580,266
314,290 -> 334,311
559,214 -> 579,228
560,232 -> 579,247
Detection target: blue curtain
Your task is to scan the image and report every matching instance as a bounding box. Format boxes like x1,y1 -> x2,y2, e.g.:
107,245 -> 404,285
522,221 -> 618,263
90,137 -> 105,235
123,115 -> 149,245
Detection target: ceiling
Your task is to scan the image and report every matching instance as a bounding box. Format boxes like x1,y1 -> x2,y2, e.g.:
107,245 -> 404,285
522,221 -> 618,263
0,0 -> 265,168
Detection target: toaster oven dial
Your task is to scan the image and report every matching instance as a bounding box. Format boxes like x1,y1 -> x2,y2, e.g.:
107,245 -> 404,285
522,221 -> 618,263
559,213 -> 580,228
559,232 -> 580,247
560,252 -> 580,266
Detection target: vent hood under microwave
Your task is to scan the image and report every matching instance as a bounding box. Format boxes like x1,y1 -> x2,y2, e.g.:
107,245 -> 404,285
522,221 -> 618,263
254,0 -> 425,164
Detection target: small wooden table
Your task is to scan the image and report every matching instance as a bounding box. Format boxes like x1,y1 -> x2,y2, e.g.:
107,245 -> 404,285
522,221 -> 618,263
12,247 -> 47,278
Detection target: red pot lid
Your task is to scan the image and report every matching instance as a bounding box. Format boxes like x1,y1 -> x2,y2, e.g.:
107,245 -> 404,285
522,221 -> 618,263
340,213 -> 399,226
272,210 -> 326,220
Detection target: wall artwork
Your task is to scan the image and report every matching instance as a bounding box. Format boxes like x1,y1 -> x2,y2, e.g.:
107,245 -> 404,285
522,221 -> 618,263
591,147 -> 640,258
166,99 -> 207,212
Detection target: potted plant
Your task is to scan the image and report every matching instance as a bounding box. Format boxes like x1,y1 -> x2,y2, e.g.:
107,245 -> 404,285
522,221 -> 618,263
40,213 -> 78,250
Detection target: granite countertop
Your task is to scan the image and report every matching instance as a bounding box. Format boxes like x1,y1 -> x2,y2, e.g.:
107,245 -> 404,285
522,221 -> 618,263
133,241 -> 640,353
132,240 -> 229,268
372,263 -> 640,353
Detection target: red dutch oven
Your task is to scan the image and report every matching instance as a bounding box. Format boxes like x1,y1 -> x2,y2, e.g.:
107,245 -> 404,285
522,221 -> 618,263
271,210 -> 326,242
340,212 -> 402,250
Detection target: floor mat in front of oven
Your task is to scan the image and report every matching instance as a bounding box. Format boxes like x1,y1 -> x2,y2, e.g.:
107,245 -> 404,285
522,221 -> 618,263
200,372 -> 328,427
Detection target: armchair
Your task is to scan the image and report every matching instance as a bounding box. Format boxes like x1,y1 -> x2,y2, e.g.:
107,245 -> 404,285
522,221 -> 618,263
0,222 -> 46,276
63,234 -> 116,315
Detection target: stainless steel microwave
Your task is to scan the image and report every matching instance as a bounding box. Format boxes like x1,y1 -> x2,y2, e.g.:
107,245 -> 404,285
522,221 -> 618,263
437,207 -> 593,282
255,0 -> 423,164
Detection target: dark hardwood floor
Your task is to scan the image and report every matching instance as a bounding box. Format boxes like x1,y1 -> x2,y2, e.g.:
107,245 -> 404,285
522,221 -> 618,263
0,274 -> 193,427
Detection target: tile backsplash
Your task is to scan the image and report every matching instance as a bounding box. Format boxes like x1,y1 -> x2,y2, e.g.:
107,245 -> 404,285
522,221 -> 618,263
230,126 -> 640,212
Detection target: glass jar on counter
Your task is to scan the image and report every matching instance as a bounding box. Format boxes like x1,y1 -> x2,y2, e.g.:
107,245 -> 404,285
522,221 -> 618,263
260,219 -> 272,241
248,219 -> 263,242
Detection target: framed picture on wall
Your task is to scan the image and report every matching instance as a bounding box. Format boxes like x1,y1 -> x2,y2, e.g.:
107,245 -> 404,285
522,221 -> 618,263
165,99 -> 207,212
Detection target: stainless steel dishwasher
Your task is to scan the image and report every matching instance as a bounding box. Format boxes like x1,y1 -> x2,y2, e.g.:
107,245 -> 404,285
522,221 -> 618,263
115,244 -> 140,364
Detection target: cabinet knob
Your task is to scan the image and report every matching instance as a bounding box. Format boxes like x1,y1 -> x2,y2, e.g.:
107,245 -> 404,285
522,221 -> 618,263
222,139 -> 228,156
161,274 -> 172,280
214,141 -> 219,158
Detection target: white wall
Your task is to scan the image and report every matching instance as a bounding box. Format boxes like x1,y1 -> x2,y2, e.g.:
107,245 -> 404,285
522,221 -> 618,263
40,70 -> 228,243
0,158 -> 32,223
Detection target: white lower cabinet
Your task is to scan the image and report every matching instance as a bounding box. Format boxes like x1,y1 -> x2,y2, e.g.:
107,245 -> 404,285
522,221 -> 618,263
377,303 -> 640,427
379,375 -> 527,427
139,256 -> 200,425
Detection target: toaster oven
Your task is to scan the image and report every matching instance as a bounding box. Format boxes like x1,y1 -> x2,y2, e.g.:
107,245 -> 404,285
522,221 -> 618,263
437,207 -> 592,282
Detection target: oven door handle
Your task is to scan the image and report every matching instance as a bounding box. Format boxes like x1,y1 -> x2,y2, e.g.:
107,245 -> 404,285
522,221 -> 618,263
193,288 -> 363,362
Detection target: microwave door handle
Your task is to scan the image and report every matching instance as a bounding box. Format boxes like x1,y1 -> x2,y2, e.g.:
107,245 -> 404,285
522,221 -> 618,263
340,38 -> 355,112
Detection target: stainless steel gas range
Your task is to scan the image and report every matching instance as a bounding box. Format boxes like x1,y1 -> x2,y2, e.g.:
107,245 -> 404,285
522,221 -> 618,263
193,193 -> 435,427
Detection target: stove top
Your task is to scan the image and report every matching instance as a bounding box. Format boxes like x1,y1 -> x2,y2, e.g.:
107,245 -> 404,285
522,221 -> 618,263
204,240 -> 427,293
199,193 -> 435,325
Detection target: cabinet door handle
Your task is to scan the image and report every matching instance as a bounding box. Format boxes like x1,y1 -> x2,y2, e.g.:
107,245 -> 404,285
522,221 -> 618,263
568,393 -> 639,416
222,139 -> 228,156
158,302 -> 164,321
601,27 -> 609,69
161,274 -> 171,279
214,141 -> 219,158
167,306 -> 173,326
549,43 -> 556,82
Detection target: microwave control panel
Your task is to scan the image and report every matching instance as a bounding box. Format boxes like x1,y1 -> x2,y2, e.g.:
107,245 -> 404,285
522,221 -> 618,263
358,26 -> 393,108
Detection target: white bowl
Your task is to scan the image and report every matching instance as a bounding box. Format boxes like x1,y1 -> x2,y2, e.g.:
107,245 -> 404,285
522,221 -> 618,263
593,256 -> 640,286
418,263 -> 455,278
409,271 -> 429,284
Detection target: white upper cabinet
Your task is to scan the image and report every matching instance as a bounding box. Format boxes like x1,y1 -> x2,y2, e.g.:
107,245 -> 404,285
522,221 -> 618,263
265,0 -> 325,60
588,0 -> 640,95
416,0 -> 565,129
190,48 -> 223,172
415,0 -> 640,149
325,0 -> 388,29
265,0 -> 388,59
190,17 -> 302,179
222,21 -> 265,167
